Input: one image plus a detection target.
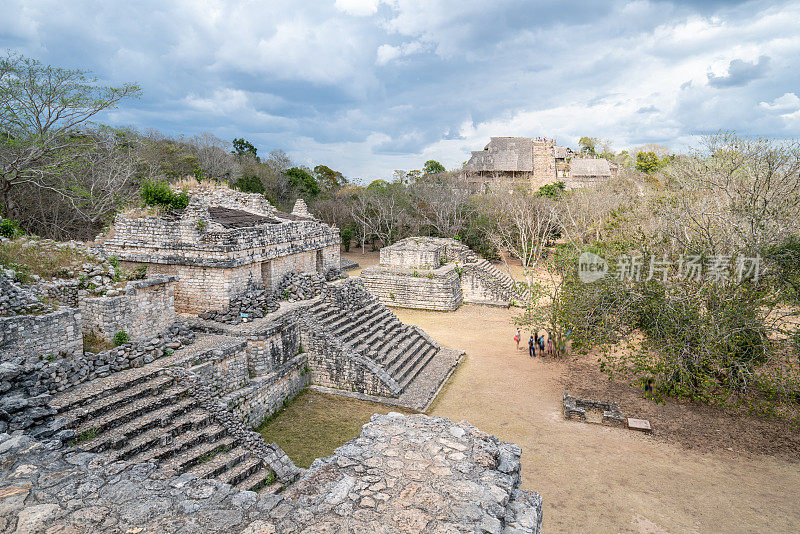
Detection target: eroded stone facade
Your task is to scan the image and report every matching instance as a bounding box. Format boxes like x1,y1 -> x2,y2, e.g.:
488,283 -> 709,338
101,187 -> 340,313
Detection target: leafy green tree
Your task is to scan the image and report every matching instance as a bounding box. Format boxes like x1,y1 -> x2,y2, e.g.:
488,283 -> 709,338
313,164 -> 346,194
536,181 -> 566,198
285,167 -> 320,199
578,137 -> 598,157
232,138 -> 258,160
423,160 -> 445,174
232,175 -> 265,194
635,151 -> 661,174
0,52 -> 141,219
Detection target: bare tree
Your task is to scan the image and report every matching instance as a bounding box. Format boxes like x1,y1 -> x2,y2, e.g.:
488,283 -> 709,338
0,52 -> 141,219
410,171 -> 475,238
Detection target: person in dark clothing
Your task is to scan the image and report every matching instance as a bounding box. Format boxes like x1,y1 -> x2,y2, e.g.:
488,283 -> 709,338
538,333 -> 546,355
528,334 -> 535,358
644,378 -> 654,398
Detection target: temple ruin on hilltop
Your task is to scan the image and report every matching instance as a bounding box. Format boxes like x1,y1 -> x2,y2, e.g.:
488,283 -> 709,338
462,136 -> 618,189
361,237 -> 522,310
100,187 -> 341,313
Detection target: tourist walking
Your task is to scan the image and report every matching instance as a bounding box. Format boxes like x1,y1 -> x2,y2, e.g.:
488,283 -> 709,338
514,329 -> 521,351
538,332 -> 546,356
528,334 -> 535,358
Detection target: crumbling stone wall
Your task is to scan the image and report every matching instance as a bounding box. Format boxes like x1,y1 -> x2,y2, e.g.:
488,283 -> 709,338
80,276 -> 177,341
0,308 -> 82,362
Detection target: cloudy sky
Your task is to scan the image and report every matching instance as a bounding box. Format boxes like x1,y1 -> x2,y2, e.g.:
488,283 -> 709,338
2,0 -> 798,181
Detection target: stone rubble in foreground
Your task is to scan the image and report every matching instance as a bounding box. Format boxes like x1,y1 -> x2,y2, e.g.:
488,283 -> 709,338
0,413 -> 542,534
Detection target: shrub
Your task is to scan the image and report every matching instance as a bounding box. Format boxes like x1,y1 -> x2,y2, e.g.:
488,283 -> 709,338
113,330 -> 131,346
232,175 -> 265,195
140,179 -> 189,210
340,226 -> 353,253
0,218 -> 22,239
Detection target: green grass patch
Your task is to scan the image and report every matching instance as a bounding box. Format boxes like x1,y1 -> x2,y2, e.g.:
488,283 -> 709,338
71,427 -> 100,445
256,390 -> 414,468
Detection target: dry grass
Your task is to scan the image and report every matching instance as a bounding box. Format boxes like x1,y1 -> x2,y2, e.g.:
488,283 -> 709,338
0,238 -> 93,281
119,205 -> 166,219
172,176 -> 230,191
256,390 -> 414,468
83,330 -> 113,354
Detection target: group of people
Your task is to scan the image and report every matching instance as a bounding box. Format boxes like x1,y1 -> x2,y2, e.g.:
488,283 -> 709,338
513,328 -> 560,358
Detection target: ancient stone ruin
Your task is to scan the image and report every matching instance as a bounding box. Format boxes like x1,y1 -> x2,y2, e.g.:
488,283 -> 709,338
100,186 -> 341,313
562,392 -> 625,427
0,188 -> 542,532
361,237 -> 522,310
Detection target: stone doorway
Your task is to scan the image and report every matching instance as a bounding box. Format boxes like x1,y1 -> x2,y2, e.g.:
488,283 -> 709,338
316,250 -> 323,273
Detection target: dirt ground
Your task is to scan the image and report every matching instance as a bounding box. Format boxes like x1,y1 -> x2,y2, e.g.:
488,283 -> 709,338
332,250 -> 800,532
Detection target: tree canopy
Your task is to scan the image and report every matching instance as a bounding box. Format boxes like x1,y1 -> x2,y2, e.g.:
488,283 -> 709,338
0,52 -> 141,219
423,160 -> 446,174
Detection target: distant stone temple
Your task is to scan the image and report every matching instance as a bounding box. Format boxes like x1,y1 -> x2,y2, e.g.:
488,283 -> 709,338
101,187 -> 341,313
361,237 -> 521,310
462,136 -> 617,189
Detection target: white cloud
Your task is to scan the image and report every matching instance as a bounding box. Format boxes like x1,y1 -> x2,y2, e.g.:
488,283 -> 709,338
335,0 -> 382,17
759,93 -> 800,113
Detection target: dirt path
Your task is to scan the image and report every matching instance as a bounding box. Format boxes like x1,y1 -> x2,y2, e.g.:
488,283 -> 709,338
392,304 -> 800,533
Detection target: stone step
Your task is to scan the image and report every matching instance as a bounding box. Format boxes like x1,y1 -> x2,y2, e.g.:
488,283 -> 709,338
219,456 -> 264,487
187,444 -> 250,481
374,328 -> 412,359
233,468 -> 280,493
121,423 -> 228,466
397,347 -> 438,391
99,406 -> 209,460
54,369 -> 170,415
67,385 -> 189,432
379,332 -> 421,369
159,435 -> 237,474
385,336 -> 429,380
354,322 -> 400,352
309,303 -> 339,323
321,311 -> 352,332
331,308 -> 378,339
337,308 -> 392,343
76,398 -> 201,453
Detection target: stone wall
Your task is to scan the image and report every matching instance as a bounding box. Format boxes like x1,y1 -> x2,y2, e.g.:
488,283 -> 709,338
80,276 -> 177,341
299,316 -> 399,398
0,308 -> 82,363
188,341 -> 250,396
361,264 -> 463,311
379,239 -> 443,268
246,320 -> 301,377
224,354 -> 310,427
146,263 -> 261,314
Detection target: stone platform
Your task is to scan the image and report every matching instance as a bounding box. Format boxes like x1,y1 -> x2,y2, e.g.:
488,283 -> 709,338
0,413 -> 542,533
361,237 -> 522,311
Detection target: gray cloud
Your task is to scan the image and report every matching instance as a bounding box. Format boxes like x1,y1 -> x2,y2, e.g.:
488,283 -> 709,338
1,0 -> 798,180
707,55 -> 771,88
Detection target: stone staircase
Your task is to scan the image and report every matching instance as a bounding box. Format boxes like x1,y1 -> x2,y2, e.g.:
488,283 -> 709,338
462,251 -> 525,303
308,296 -> 439,392
51,364 -> 283,494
